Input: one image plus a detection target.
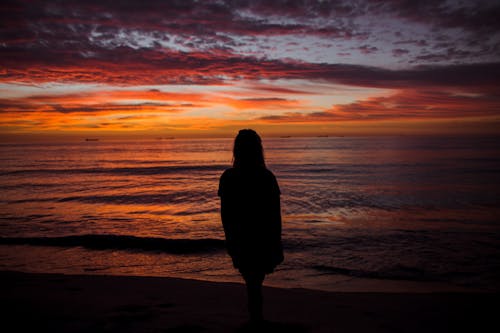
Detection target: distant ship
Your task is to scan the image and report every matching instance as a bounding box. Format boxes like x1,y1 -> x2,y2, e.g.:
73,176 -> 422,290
85,138 -> 99,141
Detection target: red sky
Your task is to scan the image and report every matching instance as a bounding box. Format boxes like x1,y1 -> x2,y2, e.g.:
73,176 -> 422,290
1,0 -> 500,138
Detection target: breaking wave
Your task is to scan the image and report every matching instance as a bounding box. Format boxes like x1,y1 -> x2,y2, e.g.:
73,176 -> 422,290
0,235 -> 225,254
1,164 -> 226,176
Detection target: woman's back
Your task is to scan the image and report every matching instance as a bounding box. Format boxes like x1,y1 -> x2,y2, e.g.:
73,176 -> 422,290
219,167 -> 280,230
218,129 -> 283,274
218,166 -> 282,273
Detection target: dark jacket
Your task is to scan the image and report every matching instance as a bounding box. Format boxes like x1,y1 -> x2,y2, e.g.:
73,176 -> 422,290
218,167 -> 283,274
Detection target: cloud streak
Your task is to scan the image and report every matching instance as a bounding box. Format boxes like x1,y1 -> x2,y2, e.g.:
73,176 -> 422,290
3,45 -> 500,89
259,89 -> 500,122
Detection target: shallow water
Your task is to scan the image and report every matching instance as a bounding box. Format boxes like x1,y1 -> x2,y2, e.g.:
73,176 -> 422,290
1,136 -> 499,291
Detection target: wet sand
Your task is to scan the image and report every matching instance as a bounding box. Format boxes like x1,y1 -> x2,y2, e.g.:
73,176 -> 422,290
1,270 -> 497,332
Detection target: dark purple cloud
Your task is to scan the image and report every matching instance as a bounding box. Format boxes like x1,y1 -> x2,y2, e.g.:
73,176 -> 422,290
358,45 -> 378,54
393,48 -> 410,57
374,0 -> 500,33
2,41 -> 500,89
1,0 -> 499,87
2,1 -> 498,52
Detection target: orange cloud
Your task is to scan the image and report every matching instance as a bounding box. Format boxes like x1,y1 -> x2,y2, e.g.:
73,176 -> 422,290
0,84 -> 313,135
259,89 -> 500,123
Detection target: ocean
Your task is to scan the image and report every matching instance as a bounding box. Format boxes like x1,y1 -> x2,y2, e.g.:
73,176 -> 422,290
1,136 -> 499,291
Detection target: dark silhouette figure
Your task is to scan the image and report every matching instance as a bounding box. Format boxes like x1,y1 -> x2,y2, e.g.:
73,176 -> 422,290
218,129 -> 283,324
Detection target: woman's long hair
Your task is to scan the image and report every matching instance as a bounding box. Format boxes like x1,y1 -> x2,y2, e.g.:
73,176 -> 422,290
232,129 -> 266,168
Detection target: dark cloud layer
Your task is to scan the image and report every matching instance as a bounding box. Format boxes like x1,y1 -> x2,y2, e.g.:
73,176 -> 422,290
3,44 -> 499,89
2,0 -> 499,77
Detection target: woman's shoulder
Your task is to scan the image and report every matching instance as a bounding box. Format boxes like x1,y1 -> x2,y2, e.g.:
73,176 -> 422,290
220,167 -> 236,179
253,167 -> 277,182
254,168 -> 280,193
220,166 -> 276,180
218,168 -> 239,189
262,167 -> 276,178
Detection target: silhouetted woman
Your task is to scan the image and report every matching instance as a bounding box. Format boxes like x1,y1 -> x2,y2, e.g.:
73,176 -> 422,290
218,129 -> 283,323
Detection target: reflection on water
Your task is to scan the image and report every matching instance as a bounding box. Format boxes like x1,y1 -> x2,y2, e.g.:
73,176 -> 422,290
1,136 -> 500,291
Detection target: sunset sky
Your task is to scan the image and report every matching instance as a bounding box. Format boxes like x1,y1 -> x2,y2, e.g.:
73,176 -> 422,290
1,0 -> 500,138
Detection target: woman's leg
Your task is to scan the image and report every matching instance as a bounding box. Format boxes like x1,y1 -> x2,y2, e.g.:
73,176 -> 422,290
242,270 -> 265,322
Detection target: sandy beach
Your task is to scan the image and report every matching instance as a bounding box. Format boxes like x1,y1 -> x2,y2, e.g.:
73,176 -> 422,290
1,270 -> 497,333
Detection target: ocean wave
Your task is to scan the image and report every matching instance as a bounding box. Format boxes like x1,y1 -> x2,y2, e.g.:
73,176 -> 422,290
0,164 -> 226,176
0,234 -> 225,253
312,264 -> 446,282
57,192 -> 206,205
7,191 -> 218,206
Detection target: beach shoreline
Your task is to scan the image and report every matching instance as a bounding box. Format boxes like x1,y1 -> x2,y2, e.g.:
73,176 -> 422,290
2,270 -> 497,332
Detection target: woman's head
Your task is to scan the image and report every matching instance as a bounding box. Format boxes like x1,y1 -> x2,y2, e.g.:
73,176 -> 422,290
233,129 -> 265,168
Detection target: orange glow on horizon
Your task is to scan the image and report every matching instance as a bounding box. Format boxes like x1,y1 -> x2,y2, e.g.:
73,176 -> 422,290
1,83 -> 499,139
